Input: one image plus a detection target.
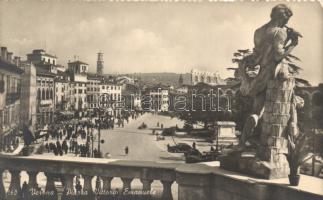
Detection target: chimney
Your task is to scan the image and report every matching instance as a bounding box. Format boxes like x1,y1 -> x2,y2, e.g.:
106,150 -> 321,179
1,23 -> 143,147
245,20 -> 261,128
13,56 -> 21,67
1,47 -> 7,61
7,52 -> 13,63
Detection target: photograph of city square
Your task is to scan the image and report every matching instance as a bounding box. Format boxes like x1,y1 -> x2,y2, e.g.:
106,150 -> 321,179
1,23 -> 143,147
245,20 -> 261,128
0,0 -> 322,200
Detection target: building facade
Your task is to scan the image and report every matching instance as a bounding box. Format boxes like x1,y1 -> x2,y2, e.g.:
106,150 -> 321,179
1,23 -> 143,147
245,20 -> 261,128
148,85 -> 169,112
55,71 -> 71,111
122,83 -> 142,112
68,61 -> 89,117
27,49 -> 58,127
0,47 -> 23,151
87,74 -> 101,110
191,69 -> 224,86
27,49 -> 57,65
20,62 -> 37,130
99,82 -> 122,117
36,68 -> 55,127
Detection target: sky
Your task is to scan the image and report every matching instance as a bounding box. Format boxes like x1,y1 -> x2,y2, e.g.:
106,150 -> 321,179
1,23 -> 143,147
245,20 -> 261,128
0,0 -> 322,85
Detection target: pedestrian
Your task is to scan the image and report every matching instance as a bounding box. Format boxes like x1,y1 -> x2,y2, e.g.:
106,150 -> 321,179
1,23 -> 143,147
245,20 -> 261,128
45,143 -> 49,153
59,131 -> 63,140
125,146 -> 129,155
161,124 -> 163,129
210,146 -> 215,152
53,145 -> 58,156
62,140 -> 68,154
15,137 -> 19,147
192,142 -> 196,149
56,141 -> 62,152
93,148 -> 98,158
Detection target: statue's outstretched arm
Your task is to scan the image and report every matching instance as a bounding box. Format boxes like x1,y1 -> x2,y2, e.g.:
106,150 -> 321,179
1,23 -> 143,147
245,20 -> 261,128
273,29 -> 297,62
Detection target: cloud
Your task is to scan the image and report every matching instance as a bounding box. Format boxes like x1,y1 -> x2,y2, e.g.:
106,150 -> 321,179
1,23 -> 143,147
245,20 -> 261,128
9,38 -> 33,46
0,1 -> 322,84
115,28 -> 163,52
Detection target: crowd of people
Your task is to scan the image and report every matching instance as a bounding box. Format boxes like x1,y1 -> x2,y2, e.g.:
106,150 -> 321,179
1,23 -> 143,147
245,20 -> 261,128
41,121 -> 97,157
37,111 -> 143,158
2,137 -> 20,153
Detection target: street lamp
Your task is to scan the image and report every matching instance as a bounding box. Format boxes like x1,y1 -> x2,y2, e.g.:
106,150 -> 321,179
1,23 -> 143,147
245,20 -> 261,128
98,108 -> 101,157
94,107 -> 106,158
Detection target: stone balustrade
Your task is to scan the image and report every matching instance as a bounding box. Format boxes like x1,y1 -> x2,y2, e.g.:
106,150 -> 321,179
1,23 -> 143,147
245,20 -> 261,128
0,155 -> 178,200
0,155 -> 322,200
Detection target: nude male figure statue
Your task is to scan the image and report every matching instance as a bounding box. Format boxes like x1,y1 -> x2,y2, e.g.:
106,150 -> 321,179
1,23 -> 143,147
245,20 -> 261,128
237,4 -> 301,148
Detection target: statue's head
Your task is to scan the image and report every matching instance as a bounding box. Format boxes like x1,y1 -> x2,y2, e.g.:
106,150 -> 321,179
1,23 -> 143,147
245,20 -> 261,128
270,4 -> 293,27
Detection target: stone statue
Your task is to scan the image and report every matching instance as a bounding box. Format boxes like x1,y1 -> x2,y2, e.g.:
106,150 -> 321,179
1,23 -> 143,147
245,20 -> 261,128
220,4 -> 304,179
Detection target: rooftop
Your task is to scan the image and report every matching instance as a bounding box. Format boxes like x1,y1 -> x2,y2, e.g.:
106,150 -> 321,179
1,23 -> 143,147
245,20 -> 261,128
35,66 -> 55,77
28,49 -> 57,58
87,73 -> 103,80
0,59 -> 24,74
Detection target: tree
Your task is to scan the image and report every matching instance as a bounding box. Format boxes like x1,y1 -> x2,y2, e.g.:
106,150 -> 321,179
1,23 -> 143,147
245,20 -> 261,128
174,83 -> 234,130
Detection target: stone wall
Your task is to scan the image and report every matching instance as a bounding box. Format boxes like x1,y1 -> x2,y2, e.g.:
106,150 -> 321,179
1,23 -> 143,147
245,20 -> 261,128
0,156 -> 322,200
177,162 -> 323,200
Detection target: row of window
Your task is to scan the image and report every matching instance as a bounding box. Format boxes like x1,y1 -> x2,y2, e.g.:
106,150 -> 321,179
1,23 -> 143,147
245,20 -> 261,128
0,73 -> 20,94
42,57 -> 56,65
88,82 -> 100,85
49,87 -> 122,96
37,80 -> 54,86
87,87 -> 99,92
37,89 -> 54,100
0,106 -> 20,127
39,80 -> 121,92
194,76 -> 217,83
101,86 -> 121,90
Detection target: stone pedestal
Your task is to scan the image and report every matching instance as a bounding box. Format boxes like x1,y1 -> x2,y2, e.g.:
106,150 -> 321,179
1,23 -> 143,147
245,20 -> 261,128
176,164 -> 213,200
214,121 -> 238,145
220,78 -> 294,179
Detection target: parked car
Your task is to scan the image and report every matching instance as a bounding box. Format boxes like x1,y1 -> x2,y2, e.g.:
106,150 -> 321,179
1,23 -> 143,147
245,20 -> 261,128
185,150 -> 222,163
167,143 -> 192,153
162,127 -> 176,136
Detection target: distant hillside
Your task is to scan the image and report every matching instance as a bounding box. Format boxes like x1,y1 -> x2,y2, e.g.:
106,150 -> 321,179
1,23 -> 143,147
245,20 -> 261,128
108,72 -> 192,87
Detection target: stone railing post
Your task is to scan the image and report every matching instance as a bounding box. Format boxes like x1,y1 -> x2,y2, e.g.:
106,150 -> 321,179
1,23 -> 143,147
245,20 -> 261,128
102,177 -> 113,191
7,170 -> 21,199
121,177 -> 133,191
45,172 -> 57,193
140,179 -> 153,191
44,172 -> 58,200
176,165 -> 213,200
62,174 -> 74,199
83,175 -> 94,195
27,171 -> 38,189
0,169 -> 6,199
161,180 -> 174,200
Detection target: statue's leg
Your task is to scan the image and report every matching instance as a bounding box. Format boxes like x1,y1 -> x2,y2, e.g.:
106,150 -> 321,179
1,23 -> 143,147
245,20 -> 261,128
248,69 -> 273,97
240,92 -> 266,147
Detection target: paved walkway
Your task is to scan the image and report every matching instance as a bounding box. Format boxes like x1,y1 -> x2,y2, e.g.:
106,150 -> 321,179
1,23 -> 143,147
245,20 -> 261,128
99,113 -> 185,162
